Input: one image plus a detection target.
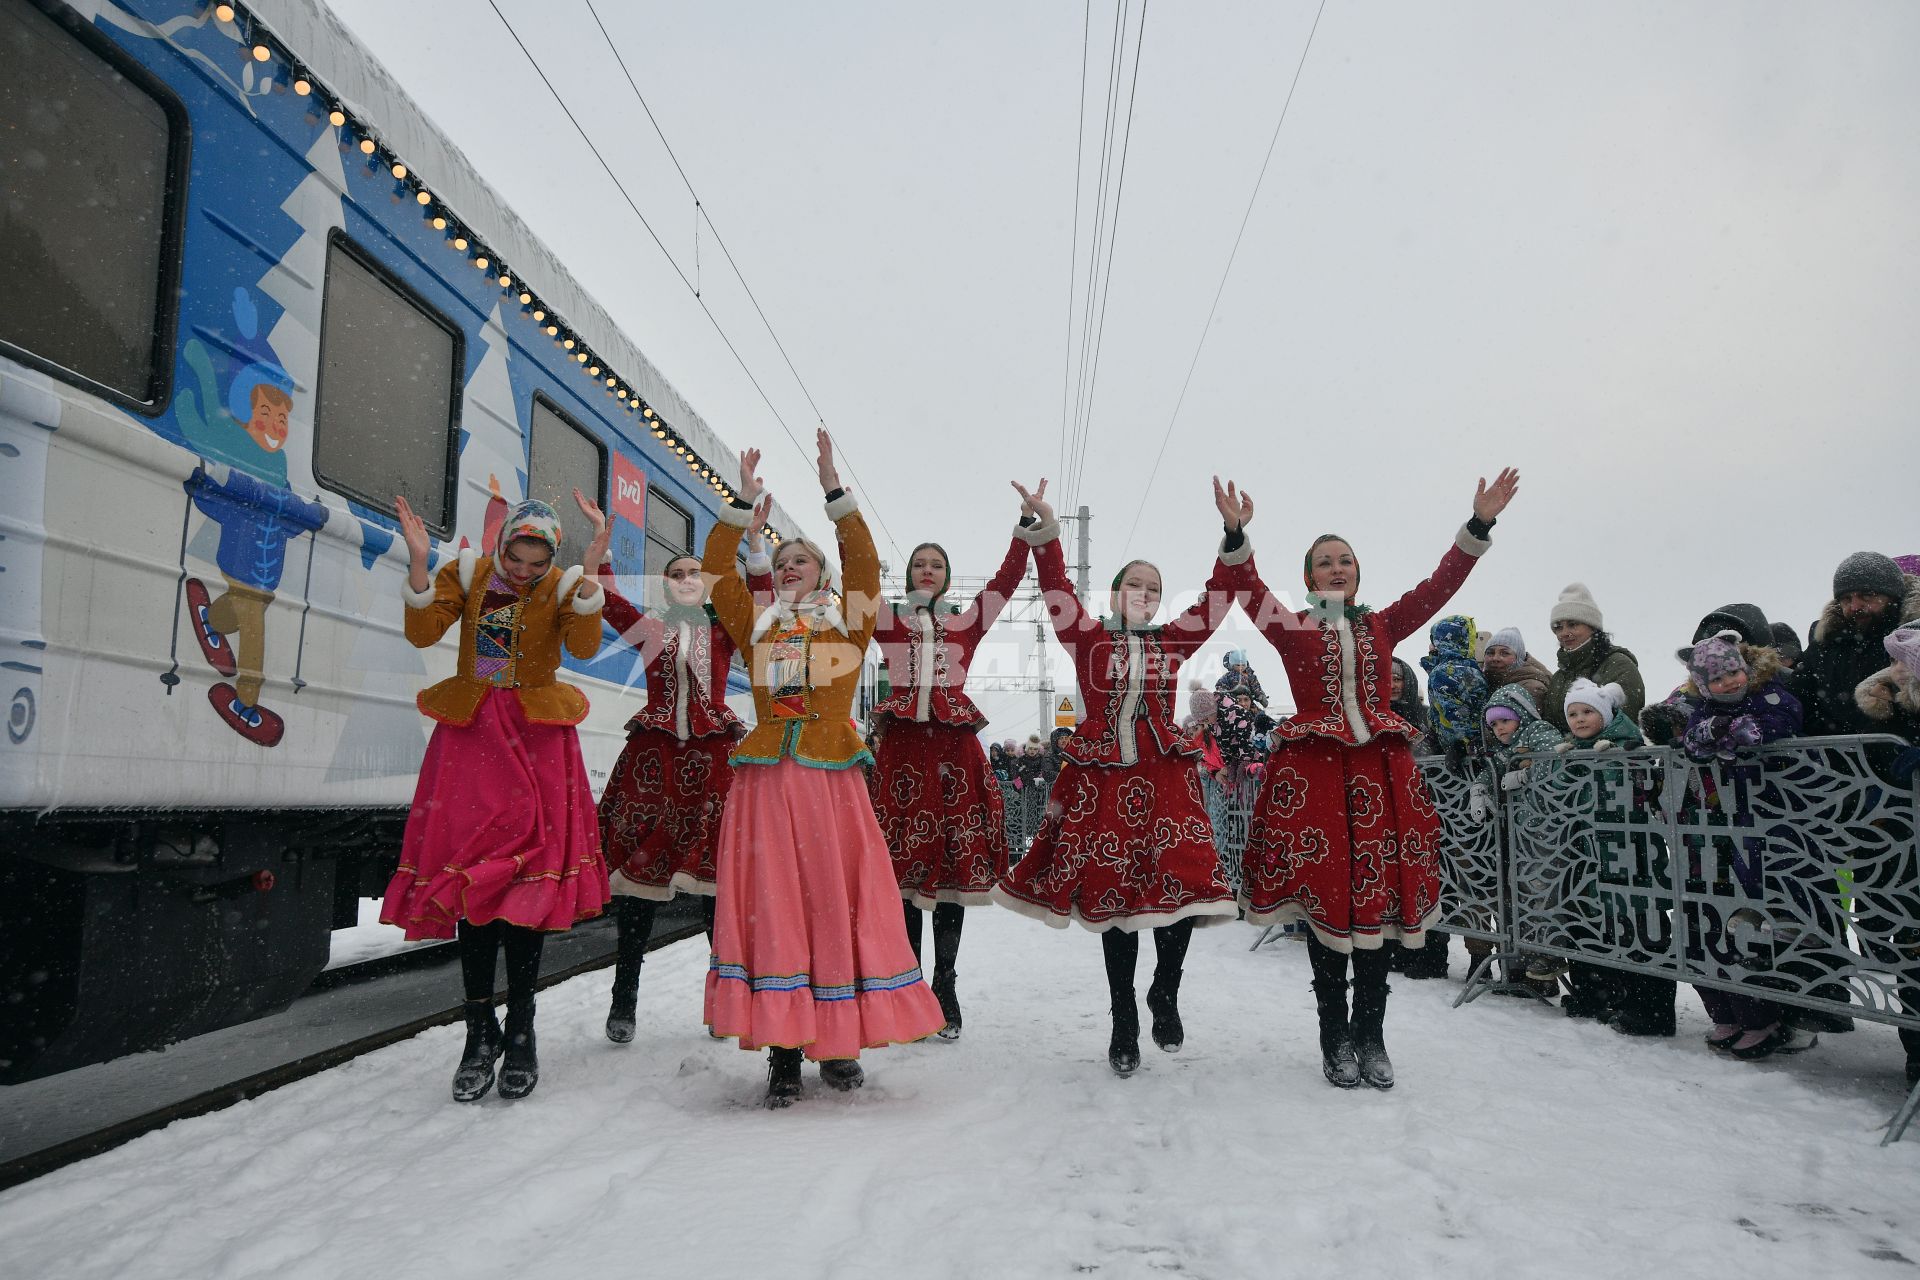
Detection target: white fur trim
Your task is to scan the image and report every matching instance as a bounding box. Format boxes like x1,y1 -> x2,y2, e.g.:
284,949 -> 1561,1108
988,885 -> 1238,931
715,502 -> 754,529
401,577 -> 437,609
1335,615 -> 1371,744
744,548 -> 774,576
824,490 -> 860,521
1014,517 -> 1060,547
560,565 -> 602,614
1219,532 -> 1253,568
1454,523 -> 1492,557
456,546 -> 479,593
750,599 -> 849,644
1240,899 -> 1444,948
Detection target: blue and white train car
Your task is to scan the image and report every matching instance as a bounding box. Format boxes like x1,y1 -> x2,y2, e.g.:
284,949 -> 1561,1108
0,0 -> 801,1081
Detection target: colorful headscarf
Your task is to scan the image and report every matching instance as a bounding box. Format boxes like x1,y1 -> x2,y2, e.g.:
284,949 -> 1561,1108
497,498 -> 562,562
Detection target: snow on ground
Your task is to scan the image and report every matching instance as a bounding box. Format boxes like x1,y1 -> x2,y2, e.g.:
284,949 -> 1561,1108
2,909 -> 1916,1280
323,898 -> 441,970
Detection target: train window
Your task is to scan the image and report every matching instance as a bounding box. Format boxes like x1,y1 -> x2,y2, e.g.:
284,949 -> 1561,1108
0,0 -> 186,409
526,395 -> 607,570
312,233 -> 462,533
644,488 -> 693,580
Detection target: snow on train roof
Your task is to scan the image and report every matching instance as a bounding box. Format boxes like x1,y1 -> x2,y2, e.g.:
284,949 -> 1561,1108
246,0 -> 806,541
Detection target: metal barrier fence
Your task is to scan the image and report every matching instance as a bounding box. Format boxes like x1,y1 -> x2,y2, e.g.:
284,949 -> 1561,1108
1225,736 -> 1919,1143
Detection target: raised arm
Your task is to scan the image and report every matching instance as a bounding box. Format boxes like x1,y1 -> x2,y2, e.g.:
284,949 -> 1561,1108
955,482 -> 1045,638
1012,479 -> 1096,644
396,495 -> 464,647
1161,477 -> 1257,658
595,568 -> 664,655
1372,468 -> 1518,645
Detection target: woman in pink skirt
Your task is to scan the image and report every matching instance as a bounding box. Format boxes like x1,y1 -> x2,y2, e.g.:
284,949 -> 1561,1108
867,526 -> 1030,1039
383,491 -> 612,1102
594,530 -> 771,1043
1234,468 -> 1519,1090
993,477 -> 1253,1076
704,433 -> 947,1107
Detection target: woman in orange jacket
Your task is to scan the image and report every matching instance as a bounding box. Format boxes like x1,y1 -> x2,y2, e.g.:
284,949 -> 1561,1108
382,491 -> 611,1103
703,432 -> 947,1106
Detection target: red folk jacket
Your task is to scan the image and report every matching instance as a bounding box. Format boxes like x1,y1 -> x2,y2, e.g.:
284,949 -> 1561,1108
1031,519 -> 1253,769
871,532 -> 1030,728
598,557 -> 772,742
1238,524 -> 1491,748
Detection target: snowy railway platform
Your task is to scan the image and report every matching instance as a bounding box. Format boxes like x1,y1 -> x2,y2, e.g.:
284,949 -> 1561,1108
1,908 -> 1915,1280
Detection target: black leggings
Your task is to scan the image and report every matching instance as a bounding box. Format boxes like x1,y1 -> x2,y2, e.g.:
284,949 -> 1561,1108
457,918 -> 544,1004
1306,934 -> 1392,990
1099,919 -> 1194,1005
902,901 -> 965,972
611,896 -> 717,994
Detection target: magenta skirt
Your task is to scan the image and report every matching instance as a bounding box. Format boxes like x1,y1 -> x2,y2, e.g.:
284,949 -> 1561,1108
381,688 -> 610,941
704,758 -> 947,1060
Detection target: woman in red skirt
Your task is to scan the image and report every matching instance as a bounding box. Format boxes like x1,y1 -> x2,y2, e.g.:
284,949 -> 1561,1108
383,491 -> 612,1103
994,478 -> 1252,1076
594,529 -> 771,1044
868,528 -> 1030,1039
1235,468 -> 1519,1091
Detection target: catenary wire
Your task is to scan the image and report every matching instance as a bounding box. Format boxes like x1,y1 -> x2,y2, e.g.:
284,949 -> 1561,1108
1118,0 -> 1328,558
490,0 -> 904,560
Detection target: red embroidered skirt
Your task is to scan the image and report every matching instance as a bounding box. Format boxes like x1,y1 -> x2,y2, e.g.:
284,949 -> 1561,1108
993,749 -> 1237,932
599,729 -> 734,900
1240,733 -> 1443,950
869,719 -> 1008,909
381,688 -> 609,940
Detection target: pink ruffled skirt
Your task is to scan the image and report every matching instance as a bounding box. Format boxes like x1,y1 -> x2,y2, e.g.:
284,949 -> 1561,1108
381,688 -> 609,941
704,758 -> 947,1059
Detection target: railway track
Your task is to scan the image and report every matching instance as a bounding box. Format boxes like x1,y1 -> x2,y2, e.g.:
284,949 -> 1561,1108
0,915 -> 705,1193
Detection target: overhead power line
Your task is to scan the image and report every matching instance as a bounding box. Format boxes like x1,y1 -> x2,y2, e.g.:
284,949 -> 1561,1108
488,0 -> 903,561
1119,0 -> 1329,558
1065,0 -> 1148,513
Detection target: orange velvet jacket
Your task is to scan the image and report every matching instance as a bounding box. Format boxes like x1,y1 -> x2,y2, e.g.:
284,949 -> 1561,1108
403,546 -> 605,727
705,491 -> 878,769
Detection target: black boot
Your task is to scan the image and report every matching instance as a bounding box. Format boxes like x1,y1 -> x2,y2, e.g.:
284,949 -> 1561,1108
820,1058 -> 865,1091
1313,979 -> 1360,1088
1401,933 -> 1450,980
605,898 -> 653,1044
605,986 -> 638,1044
1109,998 -> 1141,1077
1145,919 -> 1192,1052
1145,969 -> 1184,1052
766,1047 -> 803,1108
497,997 -> 539,1100
1899,1028 -> 1919,1089
451,999 -> 504,1103
1351,974 -> 1394,1090
931,966 -> 962,1041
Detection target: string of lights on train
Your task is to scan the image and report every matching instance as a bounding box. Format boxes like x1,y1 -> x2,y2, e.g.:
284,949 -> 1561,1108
209,2 -> 782,547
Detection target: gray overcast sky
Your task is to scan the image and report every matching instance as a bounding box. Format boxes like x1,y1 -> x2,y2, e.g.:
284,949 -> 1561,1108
328,0 -> 1919,738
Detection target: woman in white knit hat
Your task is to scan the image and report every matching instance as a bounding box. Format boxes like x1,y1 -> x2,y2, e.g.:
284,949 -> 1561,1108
1542,583 -> 1646,733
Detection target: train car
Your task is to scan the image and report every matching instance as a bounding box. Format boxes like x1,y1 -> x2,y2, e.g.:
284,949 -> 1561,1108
0,0 -> 806,1082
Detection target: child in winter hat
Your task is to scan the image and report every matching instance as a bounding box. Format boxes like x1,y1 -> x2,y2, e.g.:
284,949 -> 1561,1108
1672,630 -> 1803,762
1423,615 -> 1488,762
1558,678 -> 1638,750
1856,623 -> 1920,723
